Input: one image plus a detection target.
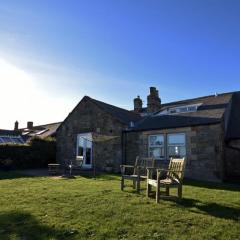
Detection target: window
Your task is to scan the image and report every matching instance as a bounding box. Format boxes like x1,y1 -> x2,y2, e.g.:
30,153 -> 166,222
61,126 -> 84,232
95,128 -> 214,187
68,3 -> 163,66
157,103 -> 201,116
0,136 -> 24,144
148,135 -> 165,159
167,133 -> 186,158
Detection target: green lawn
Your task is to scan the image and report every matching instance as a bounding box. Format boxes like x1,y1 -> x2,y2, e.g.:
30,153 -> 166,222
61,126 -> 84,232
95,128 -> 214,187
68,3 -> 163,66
0,172 -> 239,240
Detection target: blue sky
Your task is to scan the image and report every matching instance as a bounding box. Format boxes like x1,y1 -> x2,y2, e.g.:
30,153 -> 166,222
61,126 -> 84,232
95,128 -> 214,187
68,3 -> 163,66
0,0 -> 240,129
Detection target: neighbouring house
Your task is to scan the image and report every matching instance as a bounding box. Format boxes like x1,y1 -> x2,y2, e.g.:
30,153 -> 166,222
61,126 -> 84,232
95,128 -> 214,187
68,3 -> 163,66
56,87 -> 240,182
19,121 -> 62,140
0,121 -> 61,144
0,121 -> 59,169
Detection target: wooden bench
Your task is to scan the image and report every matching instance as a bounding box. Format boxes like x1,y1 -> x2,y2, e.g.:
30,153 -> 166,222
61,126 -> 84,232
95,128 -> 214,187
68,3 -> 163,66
48,164 -> 61,175
120,156 -> 156,193
146,157 -> 186,203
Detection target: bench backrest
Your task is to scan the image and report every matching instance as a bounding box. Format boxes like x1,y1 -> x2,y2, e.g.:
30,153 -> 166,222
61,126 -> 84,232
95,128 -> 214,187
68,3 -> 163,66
133,156 -> 156,176
166,157 -> 186,182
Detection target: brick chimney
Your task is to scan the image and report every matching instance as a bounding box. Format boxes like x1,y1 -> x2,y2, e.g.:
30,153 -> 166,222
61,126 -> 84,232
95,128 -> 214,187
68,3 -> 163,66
133,95 -> 143,113
27,121 -> 33,129
147,87 -> 161,113
14,121 -> 19,131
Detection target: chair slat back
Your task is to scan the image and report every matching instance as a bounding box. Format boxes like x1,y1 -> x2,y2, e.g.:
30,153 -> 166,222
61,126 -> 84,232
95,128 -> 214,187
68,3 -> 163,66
167,158 -> 186,181
133,156 -> 155,176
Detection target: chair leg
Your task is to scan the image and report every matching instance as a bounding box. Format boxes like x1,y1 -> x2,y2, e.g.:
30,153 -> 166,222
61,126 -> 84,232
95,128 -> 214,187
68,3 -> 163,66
121,177 -> 124,191
146,182 -> 151,197
156,183 -> 160,203
178,185 -> 182,199
133,179 -> 136,189
136,180 -> 140,193
166,186 -> 170,196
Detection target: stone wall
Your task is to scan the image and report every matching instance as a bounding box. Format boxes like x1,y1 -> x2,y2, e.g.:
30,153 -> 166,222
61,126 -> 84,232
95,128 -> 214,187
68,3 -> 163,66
56,97 -> 126,172
224,140 -> 240,180
125,124 -> 224,182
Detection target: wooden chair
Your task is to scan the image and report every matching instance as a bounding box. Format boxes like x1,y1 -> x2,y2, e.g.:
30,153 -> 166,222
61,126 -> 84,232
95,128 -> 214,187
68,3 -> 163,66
120,156 -> 156,193
146,158 -> 186,203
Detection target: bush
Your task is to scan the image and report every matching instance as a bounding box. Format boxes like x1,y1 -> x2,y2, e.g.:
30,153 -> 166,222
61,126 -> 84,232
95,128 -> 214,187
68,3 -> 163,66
0,137 -> 56,170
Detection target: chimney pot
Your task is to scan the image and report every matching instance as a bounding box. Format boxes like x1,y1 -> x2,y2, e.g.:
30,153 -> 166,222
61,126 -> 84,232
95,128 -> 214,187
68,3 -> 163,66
133,95 -> 143,113
147,87 -> 161,113
14,121 -> 19,131
27,121 -> 33,129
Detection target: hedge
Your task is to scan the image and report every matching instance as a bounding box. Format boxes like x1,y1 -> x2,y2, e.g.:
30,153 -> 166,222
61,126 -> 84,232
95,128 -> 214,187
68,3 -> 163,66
0,137 -> 56,170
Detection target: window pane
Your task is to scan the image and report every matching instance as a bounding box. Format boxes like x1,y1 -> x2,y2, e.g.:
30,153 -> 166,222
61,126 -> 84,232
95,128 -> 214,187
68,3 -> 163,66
78,146 -> 84,156
169,109 -> 176,113
1,137 -> 12,143
188,106 -> 197,111
85,147 -> 91,164
149,135 -> 164,146
78,138 -> 84,147
86,139 -> 91,148
168,134 -> 185,145
168,146 -> 186,158
11,138 -> 19,143
179,107 -> 188,112
149,147 -> 164,158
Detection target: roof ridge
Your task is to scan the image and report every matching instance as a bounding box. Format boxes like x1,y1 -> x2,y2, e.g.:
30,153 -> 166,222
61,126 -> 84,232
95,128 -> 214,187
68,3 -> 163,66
87,96 -> 141,124
19,121 -> 62,130
87,96 -> 138,114
161,91 -> 238,107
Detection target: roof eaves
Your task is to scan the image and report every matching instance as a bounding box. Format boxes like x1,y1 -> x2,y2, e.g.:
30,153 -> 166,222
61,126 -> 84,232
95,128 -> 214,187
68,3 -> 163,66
124,120 -> 221,133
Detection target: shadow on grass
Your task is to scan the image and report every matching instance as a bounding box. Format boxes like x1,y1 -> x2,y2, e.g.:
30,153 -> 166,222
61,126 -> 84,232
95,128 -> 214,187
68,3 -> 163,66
76,173 -> 120,181
184,179 -> 240,192
146,192 -> 240,221
0,171 -> 31,180
0,211 -> 77,240
178,198 -> 240,221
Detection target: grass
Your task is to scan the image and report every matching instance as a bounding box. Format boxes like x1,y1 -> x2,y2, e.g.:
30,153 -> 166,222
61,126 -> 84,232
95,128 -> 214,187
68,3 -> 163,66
0,171 -> 239,240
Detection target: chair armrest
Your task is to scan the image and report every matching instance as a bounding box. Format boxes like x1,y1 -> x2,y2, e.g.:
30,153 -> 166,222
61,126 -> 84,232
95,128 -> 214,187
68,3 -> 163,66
146,167 -> 157,170
146,167 -> 171,171
120,165 -> 135,168
120,165 -> 135,175
157,169 -> 183,173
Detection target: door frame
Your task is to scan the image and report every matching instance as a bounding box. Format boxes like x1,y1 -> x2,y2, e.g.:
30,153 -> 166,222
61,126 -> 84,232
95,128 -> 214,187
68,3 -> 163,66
76,133 -> 93,169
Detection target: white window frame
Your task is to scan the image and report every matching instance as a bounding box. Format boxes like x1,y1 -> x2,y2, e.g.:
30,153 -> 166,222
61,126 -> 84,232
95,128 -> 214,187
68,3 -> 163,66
148,134 -> 165,160
157,103 -> 202,116
167,133 -> 186,159
76,133 -> 93,168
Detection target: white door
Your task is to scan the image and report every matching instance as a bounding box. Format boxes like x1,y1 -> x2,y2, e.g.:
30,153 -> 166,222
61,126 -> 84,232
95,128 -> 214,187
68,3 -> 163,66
77,133 -> 92,168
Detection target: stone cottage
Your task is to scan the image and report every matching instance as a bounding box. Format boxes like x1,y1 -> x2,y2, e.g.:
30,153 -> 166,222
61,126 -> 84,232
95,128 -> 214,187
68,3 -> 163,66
56,87 -> 240,182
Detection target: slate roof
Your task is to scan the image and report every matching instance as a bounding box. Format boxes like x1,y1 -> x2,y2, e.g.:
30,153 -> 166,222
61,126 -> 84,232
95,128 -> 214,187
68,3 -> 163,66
0,129 -> 22,136
21,122 -> 62,139
87,96 -> 141,125
56,92 -> 240,140
130,92 -> 235,132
